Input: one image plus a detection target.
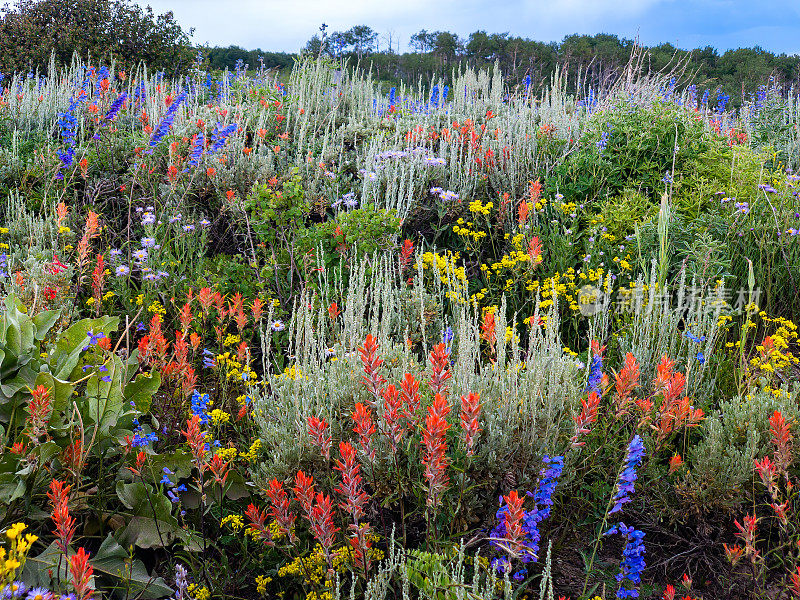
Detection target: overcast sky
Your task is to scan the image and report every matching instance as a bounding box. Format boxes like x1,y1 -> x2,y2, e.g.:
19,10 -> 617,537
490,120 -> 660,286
132,0 -> 800,54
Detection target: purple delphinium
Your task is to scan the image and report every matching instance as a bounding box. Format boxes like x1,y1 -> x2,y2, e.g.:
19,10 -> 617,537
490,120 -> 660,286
102,91 -> 127,122
56,94 -> 85,178
207,122 -> 238,155
605,522 -> 646,599
490,455 -> 564,570
585,351 -> 603,395
184,132 -> 205,172
148,90 -> 187,151
609,435 -> 646,514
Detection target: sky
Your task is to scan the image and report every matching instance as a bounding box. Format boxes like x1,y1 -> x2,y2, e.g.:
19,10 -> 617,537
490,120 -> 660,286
132,0 -> 800,55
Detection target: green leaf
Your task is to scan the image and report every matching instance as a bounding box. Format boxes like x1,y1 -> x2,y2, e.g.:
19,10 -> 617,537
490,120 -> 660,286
1,296 -> 35,358
91,534 -> 174,599
50,316 -> 119,380
122,370 -> 160,415
85,354 -> 125,435
34,371 -> 75,424
32,310 -> 59,341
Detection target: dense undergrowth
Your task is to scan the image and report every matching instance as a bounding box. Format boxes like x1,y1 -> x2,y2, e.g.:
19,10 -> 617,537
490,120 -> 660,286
0,53 -> 798,600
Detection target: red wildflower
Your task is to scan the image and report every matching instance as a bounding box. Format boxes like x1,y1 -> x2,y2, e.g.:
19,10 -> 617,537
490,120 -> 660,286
251,298 -> 264,321
723,543 -> 744,566
527,236 -> 543,267
292,470 -> 316,514
754,456 -> 777,497
422,393 -> 451,508
328,301 -> 341,321
69,547 -> 94,600
358,335 -> 385,404
48,479 -> 76,554
428,343 -> 452,398
208,453 -> 230,486
334,441 -> 370,524
352,403 -> 376,460
496,490 -> 526,557
769,410 -> 792,474
459,392 -> 482,456
381,384 -> 405,452
307,492 -> 339,565
517,200 -> 529,224
480,311 -> 497,357
571,391 -> 601,447
26,384 -> 51,441
668,454 -> 684,474
400,373 -> 421,426
734,514 -> 759,559
614,352 -> 640,416
399,239 -> 414,272
182,416 -> 207,462
244,503 -> 272,544
265,479 -> 297,542
307,416 -> 332,460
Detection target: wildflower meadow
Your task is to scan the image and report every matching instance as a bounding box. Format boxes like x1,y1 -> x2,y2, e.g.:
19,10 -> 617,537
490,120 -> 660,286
0,32 -> 799,600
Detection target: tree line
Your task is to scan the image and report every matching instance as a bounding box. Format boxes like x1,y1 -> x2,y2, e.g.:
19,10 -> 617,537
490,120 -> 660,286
2,1 -> 798,107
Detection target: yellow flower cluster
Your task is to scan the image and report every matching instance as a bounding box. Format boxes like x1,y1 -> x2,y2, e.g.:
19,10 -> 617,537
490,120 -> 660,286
224,334 -> 241,347
1,523 -> 38,585
420,251 -> 468,291
468,199 -> 493,215
240,438 -> 262,461
255,575 -> 272,595
748,314 -> 799,376
221,514 -> 244,532
278,543 -> 384,585
215,352 -> 256,382
275,365 -> 305,381
148,300 -> 166,315
559,201 -> 576,215
215,447 -> 238,461
209,409 -> 230,426
453,220 -> 487,243
188,583 -> 210,600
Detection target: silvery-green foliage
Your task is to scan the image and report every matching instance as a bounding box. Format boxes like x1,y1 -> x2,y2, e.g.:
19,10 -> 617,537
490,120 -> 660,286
611,262 -> 724,398
2,190 -> 60,255
252,250 -> 582,485
681,387 -> 799,512
332,538 -> 509,600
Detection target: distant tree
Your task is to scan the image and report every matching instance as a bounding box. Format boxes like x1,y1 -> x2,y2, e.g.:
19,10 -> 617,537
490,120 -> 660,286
347,25 -> 378,59
328,30 -> 354,57
303,34 -> 323,57
432,31 -> 461,64
0,0 -> 194,75
410,29 -> 437,53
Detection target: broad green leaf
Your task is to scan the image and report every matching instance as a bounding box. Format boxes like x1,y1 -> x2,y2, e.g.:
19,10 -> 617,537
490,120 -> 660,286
2,298 -> 34,358
51,316 -> 119,380
91,534 -> 174,599
122,370 -> 160,415
34,371 -> 75,423
32,309 -> 59,341
85,354 -> 124,435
